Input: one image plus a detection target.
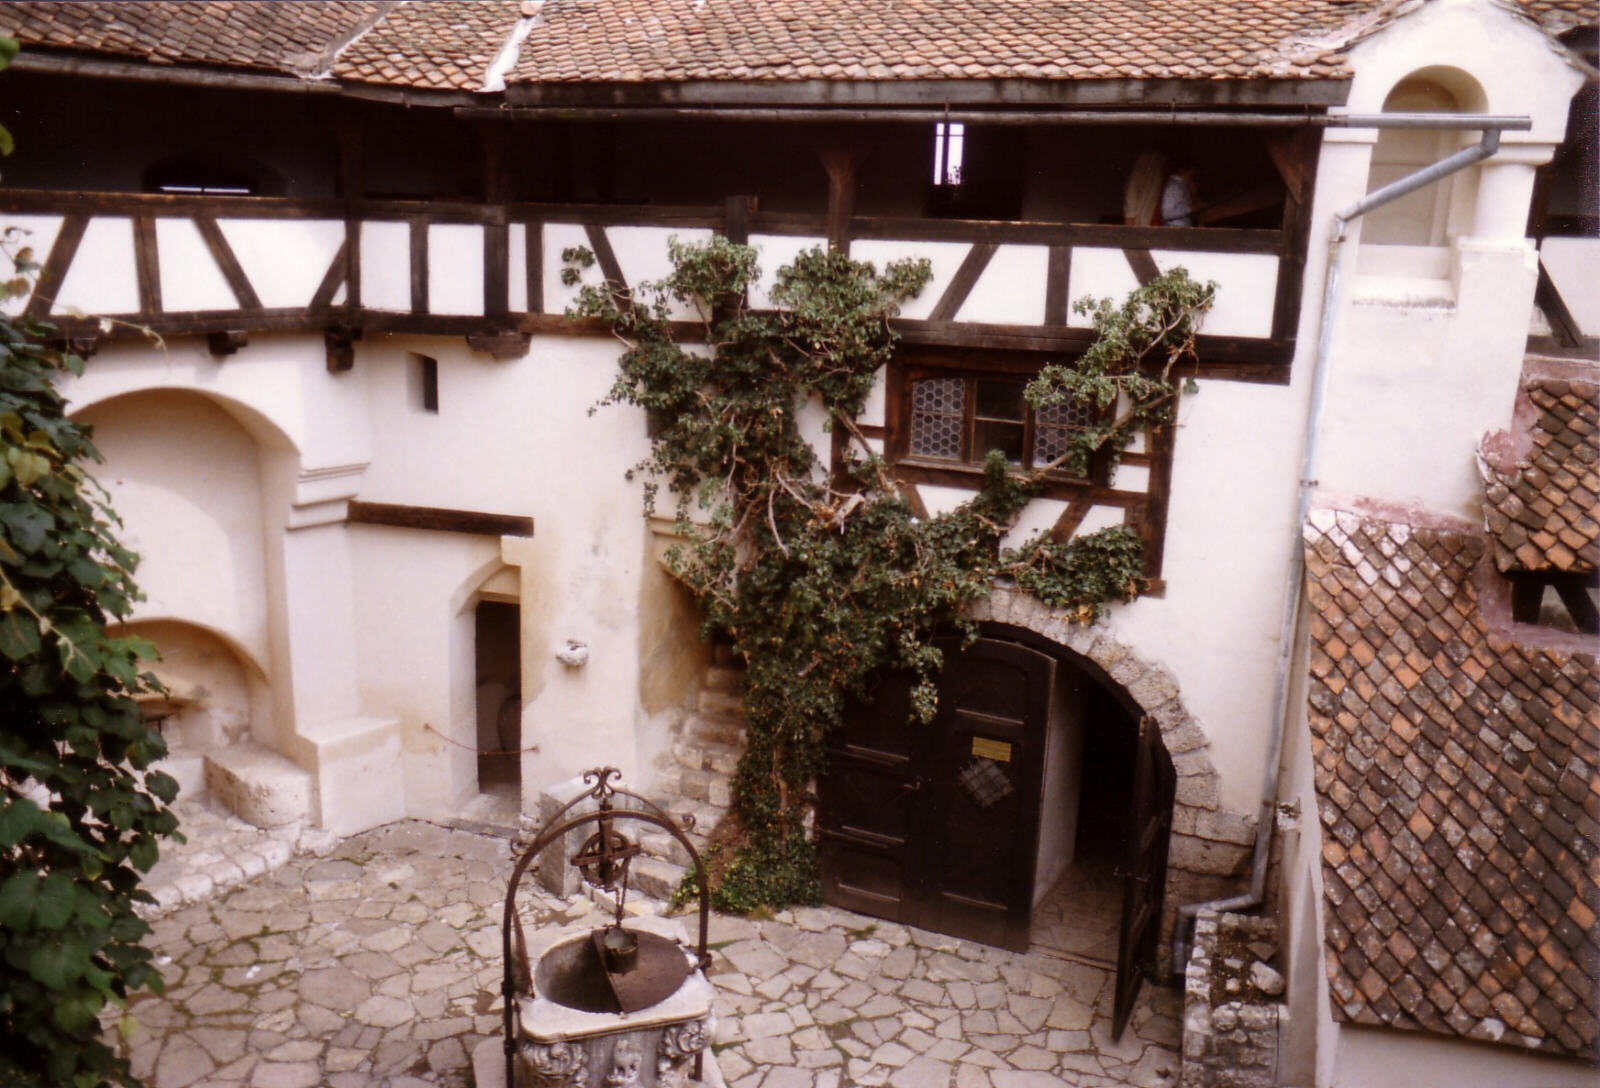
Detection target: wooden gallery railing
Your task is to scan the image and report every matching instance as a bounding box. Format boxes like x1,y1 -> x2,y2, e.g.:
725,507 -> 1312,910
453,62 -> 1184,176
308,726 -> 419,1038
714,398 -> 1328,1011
0,188 -> 1307,381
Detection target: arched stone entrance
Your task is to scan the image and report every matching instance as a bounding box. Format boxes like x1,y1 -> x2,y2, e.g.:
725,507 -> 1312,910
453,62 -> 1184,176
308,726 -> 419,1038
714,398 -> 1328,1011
967,586 -> 1261,966
816,584 -> 1259,980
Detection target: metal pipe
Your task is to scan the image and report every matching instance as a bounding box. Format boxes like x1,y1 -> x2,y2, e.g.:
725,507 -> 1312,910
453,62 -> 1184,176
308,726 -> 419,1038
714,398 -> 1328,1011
459,104 -> 1532,129
1335,127 -> 1502,224
1167,122 -> 1507,977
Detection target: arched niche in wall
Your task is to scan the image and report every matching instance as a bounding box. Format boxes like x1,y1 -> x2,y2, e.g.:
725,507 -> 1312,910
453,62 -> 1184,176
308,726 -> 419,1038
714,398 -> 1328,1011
1360,66 -> 1489,257
109,618 -> 272,754
73,388 -> 295,674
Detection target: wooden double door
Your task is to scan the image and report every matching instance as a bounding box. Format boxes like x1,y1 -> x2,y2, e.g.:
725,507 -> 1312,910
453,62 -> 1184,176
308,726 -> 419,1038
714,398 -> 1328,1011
817,635 -> 1175,1034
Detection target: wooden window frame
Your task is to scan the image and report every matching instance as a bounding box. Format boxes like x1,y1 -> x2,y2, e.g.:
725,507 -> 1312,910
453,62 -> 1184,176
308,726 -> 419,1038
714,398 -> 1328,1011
884,353 -> 1139,500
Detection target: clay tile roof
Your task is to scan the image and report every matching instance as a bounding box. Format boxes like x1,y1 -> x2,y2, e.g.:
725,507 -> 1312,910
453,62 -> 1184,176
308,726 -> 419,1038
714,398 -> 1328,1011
1516,0 -> 1600,34
1303,507 -> 1600,1058
1479,375 -> 1600,575
331,0 -> 522,91
507,0 -> 1372,84
0,1 -> 386,77
0,1 -> 1590,91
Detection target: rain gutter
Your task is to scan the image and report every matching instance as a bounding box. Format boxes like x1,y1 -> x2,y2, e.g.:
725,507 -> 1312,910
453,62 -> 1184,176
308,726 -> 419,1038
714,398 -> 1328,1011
1168,116 -> 1528,978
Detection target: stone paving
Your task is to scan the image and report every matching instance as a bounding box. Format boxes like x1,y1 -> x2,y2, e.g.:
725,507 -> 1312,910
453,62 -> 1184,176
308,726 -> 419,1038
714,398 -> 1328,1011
117,811 -> 1181,1088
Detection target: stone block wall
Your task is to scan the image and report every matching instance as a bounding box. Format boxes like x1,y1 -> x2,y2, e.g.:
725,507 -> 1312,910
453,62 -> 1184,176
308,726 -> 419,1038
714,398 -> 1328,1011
1182,910 -> 1289,1088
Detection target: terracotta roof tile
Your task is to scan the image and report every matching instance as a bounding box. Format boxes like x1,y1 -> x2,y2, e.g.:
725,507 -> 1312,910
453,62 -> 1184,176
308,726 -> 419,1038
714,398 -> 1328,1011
507,0 -> 1372,85
0,2 -> 1591,91
332,0 -> 521,91
1304,507 -> 1600,1058
0,1 -> 385,77
1479,375 -> 1599,575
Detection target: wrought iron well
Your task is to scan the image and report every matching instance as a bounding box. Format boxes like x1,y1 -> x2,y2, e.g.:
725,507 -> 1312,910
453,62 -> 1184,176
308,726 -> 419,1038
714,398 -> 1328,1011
501,767 -> 713,1088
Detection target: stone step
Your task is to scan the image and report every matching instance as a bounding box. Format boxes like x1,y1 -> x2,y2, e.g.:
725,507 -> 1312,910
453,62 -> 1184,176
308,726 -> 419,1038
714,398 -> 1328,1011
686,712 -> 746,748
701,664 -> 743,694
203,743 -> 313,829
637,828 -> 693,868
630,856 -> 690,902
673,738 -> 742,777
697,687 -> 744,717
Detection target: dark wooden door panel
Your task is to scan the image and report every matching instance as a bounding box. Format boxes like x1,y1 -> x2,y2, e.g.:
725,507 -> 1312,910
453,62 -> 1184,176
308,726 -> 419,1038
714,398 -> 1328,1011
1113,714 -> 1176,1039
821,636 -> 1054,952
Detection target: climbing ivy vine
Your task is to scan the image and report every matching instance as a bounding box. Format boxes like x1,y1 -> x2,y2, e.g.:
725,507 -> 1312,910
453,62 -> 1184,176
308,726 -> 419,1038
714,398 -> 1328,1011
0,40 -> 181,1085
571,238 -> 1211,911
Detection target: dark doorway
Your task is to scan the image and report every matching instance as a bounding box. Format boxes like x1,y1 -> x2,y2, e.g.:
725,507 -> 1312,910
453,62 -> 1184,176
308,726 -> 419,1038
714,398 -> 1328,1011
817,631 -> 1176,1034
474,601 -> 521,808
817,636 -> 1054,951
1031,683 -> 1138,965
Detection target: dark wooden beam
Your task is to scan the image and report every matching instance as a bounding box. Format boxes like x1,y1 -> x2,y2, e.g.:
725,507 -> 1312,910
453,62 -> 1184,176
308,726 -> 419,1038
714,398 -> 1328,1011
465,330 -> 532,360
132,216 -> 162,314
845,216 -> 1281,254
583,224 -> 627,291
1049,493 -> 1096,543
1139,419 -> 1177,579
1535,260 -> 1583,350
524,221 -> 544,313
309,240 -> 348,311
193,215 -> 262,311
1271,128 -> 1320,346
347,500 -> 534,538
23,213 -> 87,320
1044,246 -> 1072,326
325,326 -> 359,374
410,218 -> 430,314
496,77 -> 1351,110
1552,574 -> 1600,635
929,243 -> 998,322
1123,248 -> 1161,286
337,115 -> 363,311
206,330 -> 249,356
817,138 -> 872,254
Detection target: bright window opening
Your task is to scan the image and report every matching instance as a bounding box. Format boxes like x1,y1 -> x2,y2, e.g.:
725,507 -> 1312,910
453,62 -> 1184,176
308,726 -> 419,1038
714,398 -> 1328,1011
933,122 -> 965,188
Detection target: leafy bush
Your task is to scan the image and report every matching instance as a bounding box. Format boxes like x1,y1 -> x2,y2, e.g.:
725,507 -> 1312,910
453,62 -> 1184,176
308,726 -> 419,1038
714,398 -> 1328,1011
0,190 -> 180,1086
574,238 -> 1209,910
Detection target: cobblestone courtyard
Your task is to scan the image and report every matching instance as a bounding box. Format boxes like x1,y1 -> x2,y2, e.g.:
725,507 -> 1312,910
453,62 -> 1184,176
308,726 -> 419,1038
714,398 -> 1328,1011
116,805 -> 1181,1088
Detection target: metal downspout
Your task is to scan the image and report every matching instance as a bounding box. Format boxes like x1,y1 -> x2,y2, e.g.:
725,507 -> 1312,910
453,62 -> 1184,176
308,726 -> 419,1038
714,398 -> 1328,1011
1167,122 -> 1517,977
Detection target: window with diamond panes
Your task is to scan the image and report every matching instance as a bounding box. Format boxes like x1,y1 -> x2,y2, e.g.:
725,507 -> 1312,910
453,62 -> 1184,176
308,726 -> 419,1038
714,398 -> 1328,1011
906,375 -> 1091,475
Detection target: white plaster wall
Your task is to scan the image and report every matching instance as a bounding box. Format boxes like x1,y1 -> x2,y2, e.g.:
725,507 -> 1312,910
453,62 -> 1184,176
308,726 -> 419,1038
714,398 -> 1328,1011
956,245 -> 1050,326
55,217 -> 139,316
76,390 -> 272,671
1328,1025 -> 1597,1088
361,220 -> 411,312
1539,236 -> 1600,335
155,218 -> 237,312
1104,378 -> 1305,813
3,214 -> 62,317
608,226 -> 714,321
747,234 -> 828,310
849,239 -> 972,320
352,333 -> 658,807
219,219 -> 344,309
541,222 -> 605,314
428,224 -> 484,316
1035,664 -> 1086,904
346,526 -> 499,817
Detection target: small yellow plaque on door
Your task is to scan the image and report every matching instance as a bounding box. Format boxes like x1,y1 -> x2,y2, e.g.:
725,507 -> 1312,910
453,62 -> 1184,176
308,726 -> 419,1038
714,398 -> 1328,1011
971,737 -> 1012,763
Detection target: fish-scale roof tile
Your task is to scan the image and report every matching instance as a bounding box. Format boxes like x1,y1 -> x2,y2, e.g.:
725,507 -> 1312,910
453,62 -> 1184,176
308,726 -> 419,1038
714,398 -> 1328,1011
0,0 -> 384,76
0,2 -> 1592,92
1304,508 -> 1599,1058
1480,375 -> 1600,575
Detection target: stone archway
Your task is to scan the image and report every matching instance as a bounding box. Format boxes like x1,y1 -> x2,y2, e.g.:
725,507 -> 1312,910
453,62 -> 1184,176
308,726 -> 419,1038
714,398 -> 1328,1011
968,585 -> 1260,942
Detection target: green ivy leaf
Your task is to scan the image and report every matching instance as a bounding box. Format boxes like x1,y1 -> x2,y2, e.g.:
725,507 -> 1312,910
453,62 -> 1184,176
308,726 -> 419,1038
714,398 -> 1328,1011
0,870 -> 40,930
0,608 -> 40,659
27,930 -> 90,990
33,873 -> 76,931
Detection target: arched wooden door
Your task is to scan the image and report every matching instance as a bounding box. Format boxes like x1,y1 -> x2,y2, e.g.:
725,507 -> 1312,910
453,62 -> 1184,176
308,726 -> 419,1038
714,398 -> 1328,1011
817,637 -> 1055,952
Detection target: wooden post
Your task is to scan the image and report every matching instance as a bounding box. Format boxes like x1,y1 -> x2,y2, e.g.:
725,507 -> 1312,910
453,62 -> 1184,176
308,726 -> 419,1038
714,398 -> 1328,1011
480,123 -> 512,319
335,113 -> 363,313
817,135 -> 873,255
